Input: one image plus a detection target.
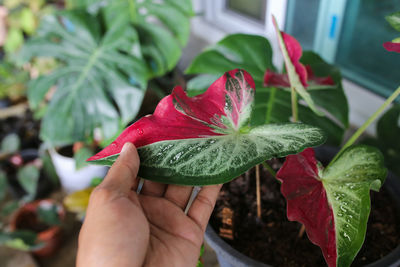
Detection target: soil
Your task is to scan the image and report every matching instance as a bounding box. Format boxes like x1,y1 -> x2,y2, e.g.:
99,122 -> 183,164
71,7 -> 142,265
210,160 -> 400,267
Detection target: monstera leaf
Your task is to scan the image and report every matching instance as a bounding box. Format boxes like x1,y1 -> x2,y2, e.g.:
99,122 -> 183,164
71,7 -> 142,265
276,146 -> 386,267
88,69 -> 326,185
75,0 -> 193,77
19,10 -> 148,145
186,34 -> 349,145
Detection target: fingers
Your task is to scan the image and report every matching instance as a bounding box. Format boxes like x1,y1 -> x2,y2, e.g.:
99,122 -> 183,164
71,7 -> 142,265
187,184 -> 222,231
97,142 -> 140,197
141,181 -> 166,197
164,185 -> 193,209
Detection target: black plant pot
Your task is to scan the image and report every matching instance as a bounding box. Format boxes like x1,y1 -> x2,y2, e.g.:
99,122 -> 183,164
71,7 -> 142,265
205,146 -> 400,267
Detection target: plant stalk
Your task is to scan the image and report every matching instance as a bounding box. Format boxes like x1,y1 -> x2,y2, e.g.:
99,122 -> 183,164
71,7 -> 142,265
262,162 -> 276,178
291,86 -> 298,122
256,165 -> 262,219
328,85 -> 400,167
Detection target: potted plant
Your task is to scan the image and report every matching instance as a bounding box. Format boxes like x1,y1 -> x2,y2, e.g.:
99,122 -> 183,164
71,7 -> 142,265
0,0 -> 55,54
17,0 -> 193,192
86,13 -> 400,267
1,199 -> 65,257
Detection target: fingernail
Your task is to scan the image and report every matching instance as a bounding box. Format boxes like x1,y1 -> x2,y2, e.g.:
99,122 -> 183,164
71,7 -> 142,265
121,142 -> 133,156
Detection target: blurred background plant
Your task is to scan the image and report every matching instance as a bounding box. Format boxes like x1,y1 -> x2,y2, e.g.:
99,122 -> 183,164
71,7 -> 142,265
0,0 -> 55,54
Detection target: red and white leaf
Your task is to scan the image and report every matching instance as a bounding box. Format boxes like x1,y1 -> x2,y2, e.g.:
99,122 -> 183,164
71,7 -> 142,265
383,41 -> 400,53
276,146 -> 386,267
88,69 -> 326,185
88,69 -> 255,161
272,16 -> 323,116
263,65 -> 334,89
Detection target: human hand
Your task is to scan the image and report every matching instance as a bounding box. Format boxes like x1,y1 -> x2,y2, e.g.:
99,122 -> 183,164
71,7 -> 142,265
77,142 -> 222,267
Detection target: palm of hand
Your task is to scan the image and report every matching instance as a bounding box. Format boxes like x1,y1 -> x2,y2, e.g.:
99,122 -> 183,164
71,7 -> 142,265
77,143 -> 220,267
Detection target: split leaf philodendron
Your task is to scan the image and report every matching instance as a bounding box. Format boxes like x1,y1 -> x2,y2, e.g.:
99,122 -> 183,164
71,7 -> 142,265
88,69 -> 326,185
277,146 -> 386,267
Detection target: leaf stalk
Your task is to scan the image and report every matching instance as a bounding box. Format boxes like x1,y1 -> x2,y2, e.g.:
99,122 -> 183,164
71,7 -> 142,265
328,85 -> 400,167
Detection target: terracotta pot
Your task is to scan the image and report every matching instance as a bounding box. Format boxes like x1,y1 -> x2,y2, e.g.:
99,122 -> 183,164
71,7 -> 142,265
10,199 -> 65,257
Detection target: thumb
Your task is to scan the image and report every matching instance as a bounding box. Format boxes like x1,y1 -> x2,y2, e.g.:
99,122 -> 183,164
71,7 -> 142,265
97,142 -> 140,196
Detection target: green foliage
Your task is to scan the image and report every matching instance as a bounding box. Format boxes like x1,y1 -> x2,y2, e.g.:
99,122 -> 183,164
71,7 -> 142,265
186,34 -> 349,145
93,124 -> 326,185
20,0 -> 192,147
322,145 -> 386,267
41,151 -> 59,185
0,60 -> 29,101
386,11 -> 400,32
20,10 -> 147,145
2,0 -> 52,53
74,146 -> 93,170
0,201 -> 19,217
363,104 -> 400,177
0,230 -> 42,251
74,0 -> 193,77
90,177 -> 103,187
0,133 -> 20,154
37,203 -> 60,226
17,165 -> 39,201
0,171 -> 7,202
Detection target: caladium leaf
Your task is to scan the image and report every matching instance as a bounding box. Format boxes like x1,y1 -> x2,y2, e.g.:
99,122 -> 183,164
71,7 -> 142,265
383,40 -> 400,53
186,34 -> 348,145
276,146 -> 386,267
89,69 -> 326,185
384,12 -> 400,53
271,16 -> 323,116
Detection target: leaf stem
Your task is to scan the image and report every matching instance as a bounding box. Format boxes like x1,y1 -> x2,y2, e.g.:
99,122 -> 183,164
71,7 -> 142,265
129,0 -> 137,23
255,165 -> 261,219
291,86 -> 298,122
329,85 -> 400,167
262,162 -> 276,178
265,87 -> 277,124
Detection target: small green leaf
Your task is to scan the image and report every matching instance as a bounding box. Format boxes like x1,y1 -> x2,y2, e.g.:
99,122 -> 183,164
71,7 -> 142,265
90,177 -> 103,187
4,28 -> 24,53
0,231 -> 41,251
1,133 -> 20,154
0,171 -> 7,201
20,8 -> 36,35
186,74 -> 220,97
386,11 -> 400,32
17,165 -> 40,201
1,201 -> 19,217
37,204 -> 61,226
74,147 -> 94,170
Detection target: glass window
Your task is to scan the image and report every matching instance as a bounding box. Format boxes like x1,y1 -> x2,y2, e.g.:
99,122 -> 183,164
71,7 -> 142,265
286,0 -> 400,98
285,0 -> 320,51
335,0 -> 400,98
226,0 -> 267,22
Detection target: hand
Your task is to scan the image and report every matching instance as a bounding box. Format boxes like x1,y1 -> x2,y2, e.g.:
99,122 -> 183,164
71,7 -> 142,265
77,142 -> 222,267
